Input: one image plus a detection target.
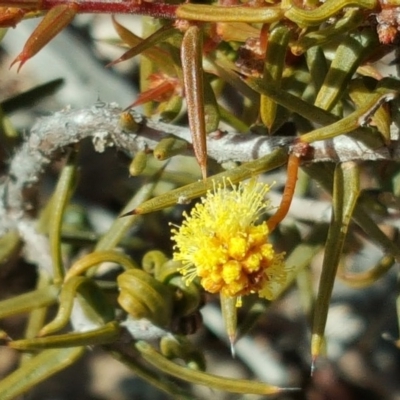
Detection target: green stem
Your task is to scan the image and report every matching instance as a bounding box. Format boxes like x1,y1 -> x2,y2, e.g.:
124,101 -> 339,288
136,341 -> 290,395
49,149 -> 77,285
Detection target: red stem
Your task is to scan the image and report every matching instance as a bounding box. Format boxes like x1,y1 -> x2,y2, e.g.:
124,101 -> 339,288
36,0 -> 178,19
267,153 -> 300,232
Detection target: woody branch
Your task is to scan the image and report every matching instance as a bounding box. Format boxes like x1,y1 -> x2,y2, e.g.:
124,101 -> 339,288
0,102 -> 397,233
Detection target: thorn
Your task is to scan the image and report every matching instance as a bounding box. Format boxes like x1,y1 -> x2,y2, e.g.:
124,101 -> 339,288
10,54 -> 25,72
123,101 -> 136,111
310,355 -> 317,376
105,57 -> 124,69
278,387 -> 302,393
119,209 -> 138,218
229,335 -> 236,358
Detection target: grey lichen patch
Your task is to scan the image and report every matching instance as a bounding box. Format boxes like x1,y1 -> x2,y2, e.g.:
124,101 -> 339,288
92,131 -> 114,153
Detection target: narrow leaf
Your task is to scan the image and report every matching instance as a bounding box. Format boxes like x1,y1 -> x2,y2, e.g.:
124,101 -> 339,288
311,162 -> 360,363
181,25 -> 207,179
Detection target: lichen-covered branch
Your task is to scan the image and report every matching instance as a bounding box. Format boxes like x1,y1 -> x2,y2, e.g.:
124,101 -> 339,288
0,103 -> 397,230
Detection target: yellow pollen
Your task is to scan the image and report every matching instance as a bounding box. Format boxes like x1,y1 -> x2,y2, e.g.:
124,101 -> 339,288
242,251 -> 262,273
222,260 -> 242,283
228,236 -> 248,260
170,178 -> 289,303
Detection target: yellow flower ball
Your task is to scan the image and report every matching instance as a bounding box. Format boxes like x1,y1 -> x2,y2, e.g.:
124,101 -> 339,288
171,178 -> 288,301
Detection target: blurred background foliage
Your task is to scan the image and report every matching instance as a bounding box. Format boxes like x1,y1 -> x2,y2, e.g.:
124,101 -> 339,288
1,1 -> 400,399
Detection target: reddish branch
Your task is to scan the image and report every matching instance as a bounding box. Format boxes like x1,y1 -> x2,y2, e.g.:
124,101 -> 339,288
1,0 -> 178,17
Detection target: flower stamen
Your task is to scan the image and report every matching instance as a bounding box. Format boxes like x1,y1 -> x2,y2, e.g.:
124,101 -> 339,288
171,178 -> 290,302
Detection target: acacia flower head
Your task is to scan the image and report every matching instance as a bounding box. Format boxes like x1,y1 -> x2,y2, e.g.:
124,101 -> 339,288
171,178 -> 288,301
